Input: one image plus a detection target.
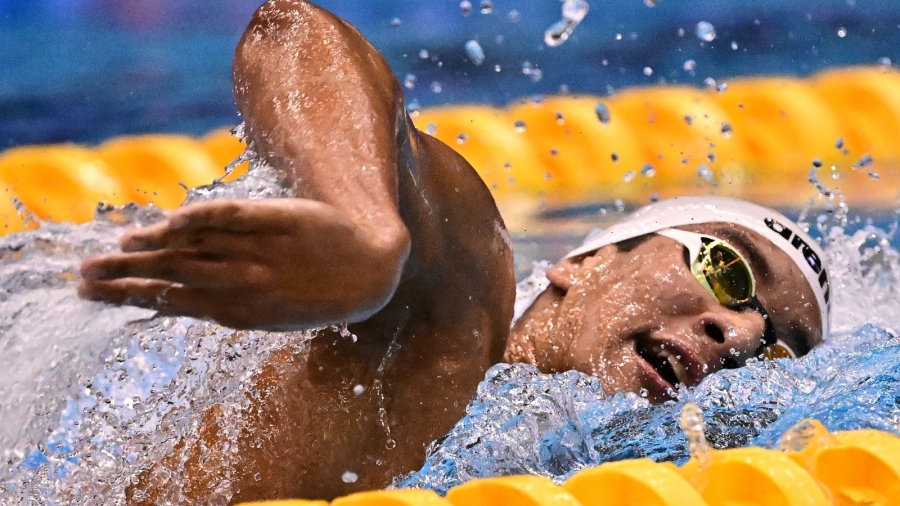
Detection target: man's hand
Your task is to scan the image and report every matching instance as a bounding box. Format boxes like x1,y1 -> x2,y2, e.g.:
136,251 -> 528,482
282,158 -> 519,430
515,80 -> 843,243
79,198 -> 410,330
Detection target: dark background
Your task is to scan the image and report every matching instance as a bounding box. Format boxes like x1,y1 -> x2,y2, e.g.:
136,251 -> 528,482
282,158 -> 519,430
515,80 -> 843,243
1,0 -> 898,148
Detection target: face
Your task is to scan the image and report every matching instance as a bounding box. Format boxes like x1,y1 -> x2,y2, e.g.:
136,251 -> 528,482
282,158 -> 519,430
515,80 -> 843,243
506,222 -> 822,403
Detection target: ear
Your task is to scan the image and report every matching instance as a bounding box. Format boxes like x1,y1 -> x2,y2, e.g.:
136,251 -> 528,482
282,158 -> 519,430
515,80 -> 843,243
546,257 -> 580,292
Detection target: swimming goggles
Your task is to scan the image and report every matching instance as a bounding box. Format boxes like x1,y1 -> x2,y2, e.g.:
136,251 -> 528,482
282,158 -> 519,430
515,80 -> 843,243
656,228 -> 797,361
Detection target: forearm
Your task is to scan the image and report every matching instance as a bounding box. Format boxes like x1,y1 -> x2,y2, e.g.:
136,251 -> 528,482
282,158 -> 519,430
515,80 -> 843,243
231,0 -> 414,324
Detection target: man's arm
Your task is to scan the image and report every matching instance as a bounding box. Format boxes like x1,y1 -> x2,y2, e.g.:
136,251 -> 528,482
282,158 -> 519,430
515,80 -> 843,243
79,0 -> 412,331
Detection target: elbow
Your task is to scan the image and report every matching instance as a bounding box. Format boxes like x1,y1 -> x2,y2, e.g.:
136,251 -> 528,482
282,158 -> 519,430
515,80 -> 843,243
344,222 -> 411,323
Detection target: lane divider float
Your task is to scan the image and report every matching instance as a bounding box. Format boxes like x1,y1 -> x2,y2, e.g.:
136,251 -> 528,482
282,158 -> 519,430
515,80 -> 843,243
1,65 -> 899,236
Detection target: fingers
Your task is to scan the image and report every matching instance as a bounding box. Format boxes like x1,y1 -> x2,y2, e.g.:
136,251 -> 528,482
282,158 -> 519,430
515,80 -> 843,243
82,250 -> 252,289
78,278 -> 232,322
121,227 -> 250,255
166,199 -> 307,234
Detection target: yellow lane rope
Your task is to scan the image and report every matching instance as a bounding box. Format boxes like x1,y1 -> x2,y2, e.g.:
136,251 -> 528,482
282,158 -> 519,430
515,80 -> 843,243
2,66 -> 899,236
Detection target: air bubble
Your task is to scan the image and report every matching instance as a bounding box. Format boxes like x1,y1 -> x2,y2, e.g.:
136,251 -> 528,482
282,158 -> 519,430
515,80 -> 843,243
683,59 -> 697,72
697,164 -> 714,182
456,133 -> 468,144
641,164 -> 656,177
623,170 -> 636,183
460,0 -> 472,16
353,384 -> 366,396
403,74 -> 417,90
430,81 -> 442,94
514,120 -> 526,133
480,0 -> 493,14
643,67 -> 653,76
390,17 -> 402,29
837,27 -> 847,37
508,10 -> 521,23
342,471 -> 358,483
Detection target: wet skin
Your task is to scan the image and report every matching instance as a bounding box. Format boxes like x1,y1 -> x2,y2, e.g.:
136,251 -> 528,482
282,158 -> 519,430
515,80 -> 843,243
77,0 -> 822,502
506,222 -> 822,403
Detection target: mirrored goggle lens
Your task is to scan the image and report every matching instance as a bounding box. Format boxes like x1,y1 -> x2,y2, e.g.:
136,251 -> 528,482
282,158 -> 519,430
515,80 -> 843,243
697,241 -> 755,307
757,341 -> 797,360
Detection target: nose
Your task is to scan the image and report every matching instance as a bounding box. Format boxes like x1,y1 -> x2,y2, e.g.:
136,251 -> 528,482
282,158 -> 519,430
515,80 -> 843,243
693,308 -> 767,369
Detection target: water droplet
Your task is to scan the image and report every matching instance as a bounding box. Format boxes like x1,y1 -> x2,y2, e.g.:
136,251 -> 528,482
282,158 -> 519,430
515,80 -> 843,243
508,10 -> 520,23
514,120 -> 526,133
696,21 -> 717,42
460,0 -> 473,16
855,154 -> 874,169
837,26 -> 847,37
623,170 -> 636,183
683,59 -> 697,72
720,123 -> 733,138
342,471 -> 359,483
390,17 -> 402,29
456,133 -> 468,144
641,164 -> 656,177
698,164 -> 714,182
544,0 -> 590,47
403,74 -> 417,89
480,0 -> 494,14
595,102 -> 611,124
353,384 -> 366,396
463,40 -> 486,66
680,404 -> 712,468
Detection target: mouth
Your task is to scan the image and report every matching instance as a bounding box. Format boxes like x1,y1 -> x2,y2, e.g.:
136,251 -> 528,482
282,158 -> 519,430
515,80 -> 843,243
635,335 -> 693,390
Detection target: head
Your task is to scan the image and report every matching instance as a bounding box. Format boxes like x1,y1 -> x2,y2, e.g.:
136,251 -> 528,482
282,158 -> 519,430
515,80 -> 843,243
506,197 -> 829,403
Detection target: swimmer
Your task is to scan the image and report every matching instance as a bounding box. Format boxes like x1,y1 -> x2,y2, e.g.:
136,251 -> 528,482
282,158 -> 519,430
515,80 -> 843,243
77,0 -> 827,503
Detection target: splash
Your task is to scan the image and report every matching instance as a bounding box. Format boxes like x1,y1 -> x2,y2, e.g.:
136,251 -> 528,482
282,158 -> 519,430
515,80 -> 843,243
0,140 -> 311,504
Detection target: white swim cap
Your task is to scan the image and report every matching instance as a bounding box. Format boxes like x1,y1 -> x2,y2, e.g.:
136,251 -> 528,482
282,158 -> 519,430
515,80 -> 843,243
564,196 -> 830,338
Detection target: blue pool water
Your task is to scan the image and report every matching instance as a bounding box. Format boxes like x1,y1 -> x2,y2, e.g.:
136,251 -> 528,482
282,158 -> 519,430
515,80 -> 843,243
399,324 -> 900,493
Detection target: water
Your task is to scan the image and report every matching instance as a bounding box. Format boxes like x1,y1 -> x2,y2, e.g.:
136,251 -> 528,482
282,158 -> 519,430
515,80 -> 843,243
3,147 -> 900,503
